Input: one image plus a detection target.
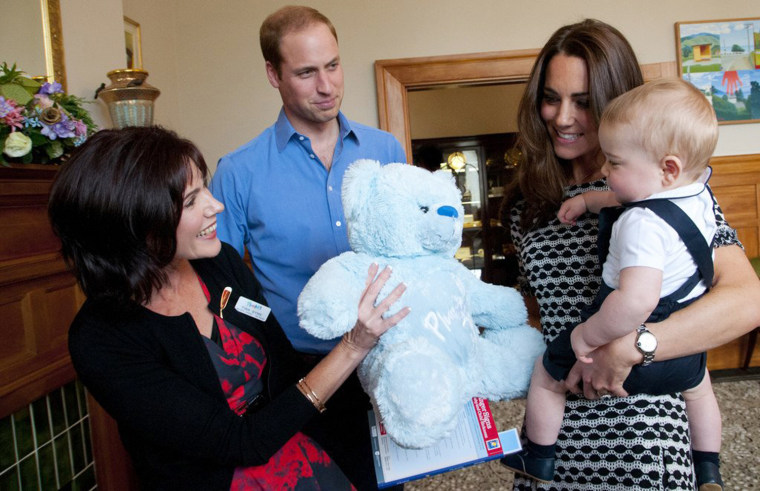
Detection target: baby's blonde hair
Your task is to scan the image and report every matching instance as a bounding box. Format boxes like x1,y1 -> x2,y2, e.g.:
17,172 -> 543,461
601,78 -> 718,177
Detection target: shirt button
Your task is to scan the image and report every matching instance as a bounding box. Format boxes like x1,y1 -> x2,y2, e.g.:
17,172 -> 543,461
336,221 -> 342,227
299,136 -> 304,141
310,154 -> 315,159
328,185 -> 333,192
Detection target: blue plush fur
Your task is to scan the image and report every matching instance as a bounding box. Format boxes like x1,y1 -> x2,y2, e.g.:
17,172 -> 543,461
298,160 -> 544,448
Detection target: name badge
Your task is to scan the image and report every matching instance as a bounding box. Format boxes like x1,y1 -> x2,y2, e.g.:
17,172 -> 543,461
235,296 -> 271,322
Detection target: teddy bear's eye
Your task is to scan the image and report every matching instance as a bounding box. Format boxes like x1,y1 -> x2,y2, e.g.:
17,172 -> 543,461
419,206 -> 429,213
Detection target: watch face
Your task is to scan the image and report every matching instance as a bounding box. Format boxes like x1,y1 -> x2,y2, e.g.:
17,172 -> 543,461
637,332 -> 657,352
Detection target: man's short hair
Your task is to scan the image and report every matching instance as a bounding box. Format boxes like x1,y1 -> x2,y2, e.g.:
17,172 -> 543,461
260,5 -> 338,77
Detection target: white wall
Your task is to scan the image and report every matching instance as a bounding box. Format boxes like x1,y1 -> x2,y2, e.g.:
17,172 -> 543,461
60,0 -> 125,130
67,0 -> 759,167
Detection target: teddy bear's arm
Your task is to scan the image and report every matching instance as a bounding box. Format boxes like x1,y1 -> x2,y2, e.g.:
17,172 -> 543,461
455,265 -> 528,330
297,253 -> 368,340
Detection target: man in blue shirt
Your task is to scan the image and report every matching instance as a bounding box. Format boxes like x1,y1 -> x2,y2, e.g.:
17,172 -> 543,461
211,6 -> 406,490
211,6 -> 406,355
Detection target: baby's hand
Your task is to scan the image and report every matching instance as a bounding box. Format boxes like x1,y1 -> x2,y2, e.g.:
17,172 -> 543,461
557,195 -> 587,225
571,323 -> 596,364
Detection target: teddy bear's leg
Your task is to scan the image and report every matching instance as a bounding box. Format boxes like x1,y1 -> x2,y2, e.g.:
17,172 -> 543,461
472,326 -> 546,400
369,337 -> 468,448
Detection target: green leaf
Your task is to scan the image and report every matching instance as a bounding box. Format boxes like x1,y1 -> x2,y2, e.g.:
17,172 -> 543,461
29,132 -> 49,146
0,62 -> 22,84
17,76 -> 40,88
0,83 -> 33,105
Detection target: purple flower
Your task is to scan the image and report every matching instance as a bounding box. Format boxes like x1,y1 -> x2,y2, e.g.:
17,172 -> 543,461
40,113 -> 76,140
0,96 -> 12,118
39,81 -> 63,95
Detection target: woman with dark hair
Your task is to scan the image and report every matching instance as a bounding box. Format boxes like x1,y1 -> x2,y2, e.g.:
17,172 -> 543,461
500,19 -> 760,489
49,126 -> 409,490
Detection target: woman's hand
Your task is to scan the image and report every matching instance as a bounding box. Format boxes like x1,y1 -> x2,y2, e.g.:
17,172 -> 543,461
564,330 -> 639,398
342,264 -> 410,354
304,264 -> 410,406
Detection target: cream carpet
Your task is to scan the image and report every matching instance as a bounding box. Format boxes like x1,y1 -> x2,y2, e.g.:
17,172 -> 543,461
406,378 -> 760,490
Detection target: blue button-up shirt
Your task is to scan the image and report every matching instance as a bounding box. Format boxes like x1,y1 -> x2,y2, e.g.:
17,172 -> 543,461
211,109 -> 407,353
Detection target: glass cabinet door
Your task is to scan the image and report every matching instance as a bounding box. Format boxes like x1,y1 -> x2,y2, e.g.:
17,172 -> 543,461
443,147 -> 486,277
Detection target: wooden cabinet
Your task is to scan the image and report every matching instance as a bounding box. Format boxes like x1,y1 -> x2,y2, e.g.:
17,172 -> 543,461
0,164 -> 80,417
0,164 -> 137,490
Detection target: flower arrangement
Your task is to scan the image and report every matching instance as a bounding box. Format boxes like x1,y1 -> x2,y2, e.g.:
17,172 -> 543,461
0,62 -> 97,165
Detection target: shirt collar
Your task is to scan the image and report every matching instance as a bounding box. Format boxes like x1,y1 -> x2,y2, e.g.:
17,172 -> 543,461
274,108 -> 356,152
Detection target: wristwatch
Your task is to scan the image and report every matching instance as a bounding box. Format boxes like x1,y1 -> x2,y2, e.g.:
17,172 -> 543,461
635,324 -> 657,366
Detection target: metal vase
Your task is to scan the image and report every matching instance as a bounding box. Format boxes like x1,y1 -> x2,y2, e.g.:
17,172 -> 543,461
97,69 -> 160,128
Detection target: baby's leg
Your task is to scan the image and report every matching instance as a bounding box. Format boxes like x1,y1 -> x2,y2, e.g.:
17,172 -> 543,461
683,370 -> 721,452
525,356 -> 568,445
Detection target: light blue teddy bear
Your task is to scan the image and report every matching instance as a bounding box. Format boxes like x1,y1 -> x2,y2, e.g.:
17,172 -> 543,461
297,159 -> 544,448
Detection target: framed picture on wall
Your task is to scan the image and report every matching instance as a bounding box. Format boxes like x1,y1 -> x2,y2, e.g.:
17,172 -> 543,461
124,16 -> 143,69
675,17 -> 760,124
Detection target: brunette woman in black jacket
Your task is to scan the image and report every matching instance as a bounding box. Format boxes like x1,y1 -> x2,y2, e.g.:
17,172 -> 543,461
49,126 -> 409,490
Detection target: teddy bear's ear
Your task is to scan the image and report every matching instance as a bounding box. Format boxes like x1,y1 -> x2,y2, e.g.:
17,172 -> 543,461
432,169 -> 461,199
432,168 -> 457,187
342,159 -> 382,216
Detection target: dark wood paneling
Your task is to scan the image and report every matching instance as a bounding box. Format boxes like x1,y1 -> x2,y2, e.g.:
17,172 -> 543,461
0,164 -> 136,489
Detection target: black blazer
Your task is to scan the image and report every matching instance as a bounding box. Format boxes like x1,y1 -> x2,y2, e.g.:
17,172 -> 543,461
69,243 -> 317,490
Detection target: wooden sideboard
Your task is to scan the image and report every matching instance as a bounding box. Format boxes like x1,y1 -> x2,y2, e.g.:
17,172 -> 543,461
0,164 -> 137,490
0,156 -> 758,488
0,164 -> 80,418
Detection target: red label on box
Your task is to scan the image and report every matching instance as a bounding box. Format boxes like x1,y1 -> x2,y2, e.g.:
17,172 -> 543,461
472,397 -> 502,456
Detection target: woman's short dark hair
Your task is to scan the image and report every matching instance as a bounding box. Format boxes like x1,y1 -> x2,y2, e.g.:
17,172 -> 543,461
48,126 -> 208,305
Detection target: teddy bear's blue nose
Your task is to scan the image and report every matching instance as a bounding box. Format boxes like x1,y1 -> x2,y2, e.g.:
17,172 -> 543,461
437,205 -> 458,218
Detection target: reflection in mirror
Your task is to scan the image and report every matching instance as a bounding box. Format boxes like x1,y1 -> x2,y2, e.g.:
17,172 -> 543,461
0,0 -> 65,89
1,1 -> 46,75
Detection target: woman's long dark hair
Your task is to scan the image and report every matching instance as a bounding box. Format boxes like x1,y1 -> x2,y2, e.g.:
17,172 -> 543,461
503,19 -> 644,231
48,126 -> 208,305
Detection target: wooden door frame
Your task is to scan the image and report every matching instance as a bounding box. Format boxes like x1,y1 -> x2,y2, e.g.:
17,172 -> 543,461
374,49 -> 677,159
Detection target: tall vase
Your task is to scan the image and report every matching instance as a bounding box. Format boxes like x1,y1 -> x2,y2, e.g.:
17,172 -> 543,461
97,69 -> 160,128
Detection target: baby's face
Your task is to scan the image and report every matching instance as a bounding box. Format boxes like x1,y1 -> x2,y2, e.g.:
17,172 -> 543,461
598,123 -> 666,204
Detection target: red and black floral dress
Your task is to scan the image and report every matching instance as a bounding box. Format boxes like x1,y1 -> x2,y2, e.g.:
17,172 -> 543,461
198,277 -> 354,491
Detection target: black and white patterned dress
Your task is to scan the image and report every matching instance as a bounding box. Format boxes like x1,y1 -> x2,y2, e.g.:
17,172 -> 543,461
507,179 -> 738,490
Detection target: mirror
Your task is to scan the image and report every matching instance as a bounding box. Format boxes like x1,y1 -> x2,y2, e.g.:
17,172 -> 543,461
0,0 -> 66,89
374,49 -> 676,158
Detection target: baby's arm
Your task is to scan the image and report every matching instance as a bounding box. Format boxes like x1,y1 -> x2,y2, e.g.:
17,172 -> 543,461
558,190 -> 619,225
572,265 -> 662,363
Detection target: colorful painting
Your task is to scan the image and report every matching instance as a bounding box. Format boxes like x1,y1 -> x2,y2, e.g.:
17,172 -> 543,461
676,18 -> 760,124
